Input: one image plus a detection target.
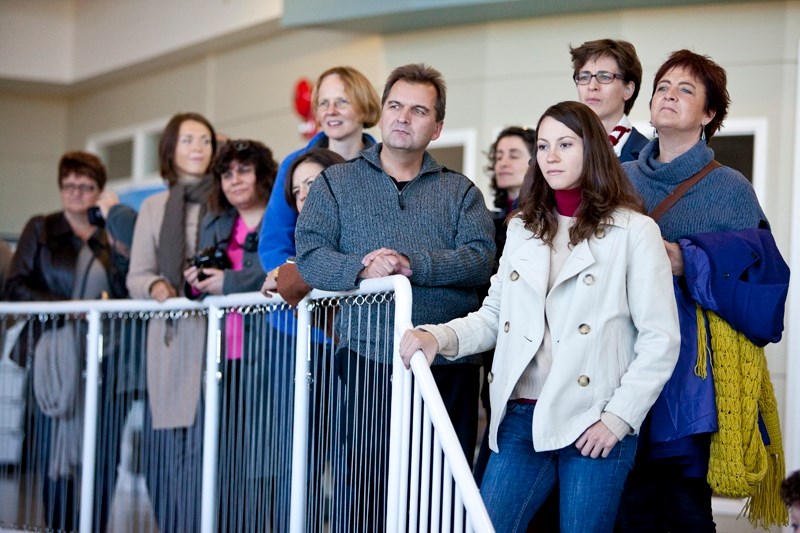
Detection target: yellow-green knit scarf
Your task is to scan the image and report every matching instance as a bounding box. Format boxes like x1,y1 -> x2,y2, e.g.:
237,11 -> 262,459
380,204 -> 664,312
696,307 -> 787,529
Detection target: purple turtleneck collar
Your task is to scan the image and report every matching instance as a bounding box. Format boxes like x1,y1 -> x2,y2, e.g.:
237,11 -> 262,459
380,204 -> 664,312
554,187 -> 581,216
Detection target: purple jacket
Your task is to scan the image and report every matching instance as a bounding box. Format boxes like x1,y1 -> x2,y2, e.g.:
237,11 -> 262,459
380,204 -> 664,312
647,229 -> 788,447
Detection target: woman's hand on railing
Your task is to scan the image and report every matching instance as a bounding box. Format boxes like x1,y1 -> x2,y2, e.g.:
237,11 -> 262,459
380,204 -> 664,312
399,328 -> 438,369
149,280 -> 177,302
261,268 -> 279,297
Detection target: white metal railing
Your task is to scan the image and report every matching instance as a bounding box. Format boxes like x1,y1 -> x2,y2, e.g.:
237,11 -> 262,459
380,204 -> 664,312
0,275 -> 493,533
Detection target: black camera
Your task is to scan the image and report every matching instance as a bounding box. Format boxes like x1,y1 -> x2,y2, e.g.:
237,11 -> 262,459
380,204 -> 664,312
189,246 -> 231,280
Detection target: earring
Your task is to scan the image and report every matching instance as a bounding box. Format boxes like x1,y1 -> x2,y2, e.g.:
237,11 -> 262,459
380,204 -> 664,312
701,125 -> 706,142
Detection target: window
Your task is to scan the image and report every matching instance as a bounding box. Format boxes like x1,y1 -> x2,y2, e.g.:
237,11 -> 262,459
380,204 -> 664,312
86,118 -> 167,188
428,129 -> 477,181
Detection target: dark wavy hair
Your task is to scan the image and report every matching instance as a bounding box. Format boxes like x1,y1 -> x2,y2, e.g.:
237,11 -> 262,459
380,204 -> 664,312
651,49 -> 729,142
486,126 -> 536,210
158,112 -> 217,186
209,139 -> 277,214
284,148 -> 346,213
782,470 -> 800,507
58,151 -> 107,190
517,101 -> 643,247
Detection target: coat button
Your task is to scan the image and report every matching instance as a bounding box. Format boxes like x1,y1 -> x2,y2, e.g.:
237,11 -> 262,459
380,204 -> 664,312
510,270 -> 519,281
578,323 -> 591,335
583,273 -> 595,285
245,260 -> 252,266
487,371 -> 494,384
578,375 -> 590,387
594,227 -> 606,239
503,321 -> 510,333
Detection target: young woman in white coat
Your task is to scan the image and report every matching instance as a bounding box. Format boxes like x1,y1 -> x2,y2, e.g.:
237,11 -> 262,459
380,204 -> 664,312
400,100 -> 680,533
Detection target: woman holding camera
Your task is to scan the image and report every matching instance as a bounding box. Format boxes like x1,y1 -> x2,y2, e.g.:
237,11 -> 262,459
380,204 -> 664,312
183,139 -> 274,298
6,151 -> 136,533
126,112 -> 216,533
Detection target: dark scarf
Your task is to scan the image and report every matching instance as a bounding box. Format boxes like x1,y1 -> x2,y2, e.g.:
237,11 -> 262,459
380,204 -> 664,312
157,175 -> 213,288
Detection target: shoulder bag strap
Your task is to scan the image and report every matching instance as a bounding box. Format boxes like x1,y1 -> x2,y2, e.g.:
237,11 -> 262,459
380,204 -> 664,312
650,160 -> 721,222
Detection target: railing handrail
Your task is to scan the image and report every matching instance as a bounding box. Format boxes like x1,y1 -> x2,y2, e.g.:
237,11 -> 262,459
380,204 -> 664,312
0,276 -> 493,532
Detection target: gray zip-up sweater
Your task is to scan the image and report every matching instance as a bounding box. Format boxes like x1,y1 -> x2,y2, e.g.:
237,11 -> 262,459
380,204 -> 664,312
295,144 -> 495,363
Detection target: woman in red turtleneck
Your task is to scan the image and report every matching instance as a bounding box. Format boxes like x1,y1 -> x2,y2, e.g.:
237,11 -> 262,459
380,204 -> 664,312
400,101 -> 680,533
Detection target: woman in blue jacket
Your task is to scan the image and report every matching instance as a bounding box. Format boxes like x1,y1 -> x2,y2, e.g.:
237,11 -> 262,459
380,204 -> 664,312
258,66 -> 380,274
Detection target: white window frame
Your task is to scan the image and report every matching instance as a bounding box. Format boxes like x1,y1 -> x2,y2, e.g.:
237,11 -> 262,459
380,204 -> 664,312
86,117 -> 168,193
429,128 -> 478,183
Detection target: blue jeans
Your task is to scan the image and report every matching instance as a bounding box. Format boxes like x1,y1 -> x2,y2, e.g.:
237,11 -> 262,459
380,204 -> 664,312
481,402 -> 637,533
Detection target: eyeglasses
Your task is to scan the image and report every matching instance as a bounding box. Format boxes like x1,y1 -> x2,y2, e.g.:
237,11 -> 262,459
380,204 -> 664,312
574,71 -> 625,85
60,183 -> 98,194
317,97 -> 351,111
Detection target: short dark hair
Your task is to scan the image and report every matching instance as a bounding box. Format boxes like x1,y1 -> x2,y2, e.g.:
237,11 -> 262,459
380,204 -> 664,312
487,126 -> 536,210
284,148 -> 346,213
651,49 -> 730,142
569,39 -> 642,116
782,470 -> 800,507
382,63 -> 447,122
312,66 -> 381,128
209,139 -> 277,214
158,112 -> 217,186
58,151 -> 107,190
518,101 -> 643,247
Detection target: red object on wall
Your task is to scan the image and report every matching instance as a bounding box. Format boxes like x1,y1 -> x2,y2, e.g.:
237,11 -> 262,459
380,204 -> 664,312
294,78 -> 316,139
293,79 -> 312,118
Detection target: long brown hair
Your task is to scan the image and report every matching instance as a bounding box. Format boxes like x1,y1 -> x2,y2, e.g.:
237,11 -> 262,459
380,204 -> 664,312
517,101 -> 643,247
158,112 -> 217,186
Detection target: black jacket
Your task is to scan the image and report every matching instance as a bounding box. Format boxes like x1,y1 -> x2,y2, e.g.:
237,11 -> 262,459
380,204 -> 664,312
6,209 -> 134,302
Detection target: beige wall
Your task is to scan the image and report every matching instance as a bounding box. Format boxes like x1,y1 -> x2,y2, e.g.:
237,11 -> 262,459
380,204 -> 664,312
0,92 -> 68,236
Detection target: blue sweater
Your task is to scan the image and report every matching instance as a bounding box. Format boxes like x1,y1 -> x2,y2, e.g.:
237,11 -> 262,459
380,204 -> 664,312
257,131 -> 376,273
624,138 -> 768,470
295,144 -> 495,362
624,139 -> 766,241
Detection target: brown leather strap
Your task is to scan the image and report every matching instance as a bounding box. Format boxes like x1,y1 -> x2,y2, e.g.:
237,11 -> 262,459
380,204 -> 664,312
649,160 -> 721,222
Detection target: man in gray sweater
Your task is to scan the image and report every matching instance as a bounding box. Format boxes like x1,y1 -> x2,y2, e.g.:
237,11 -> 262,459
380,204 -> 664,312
295,63 -> 494,527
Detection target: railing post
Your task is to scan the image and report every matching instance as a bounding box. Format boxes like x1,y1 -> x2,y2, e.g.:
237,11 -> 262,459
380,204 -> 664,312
79,309 -> 101,533
387,275 -> 414,532
200,305 -> 223,533
290,301 -> 312,533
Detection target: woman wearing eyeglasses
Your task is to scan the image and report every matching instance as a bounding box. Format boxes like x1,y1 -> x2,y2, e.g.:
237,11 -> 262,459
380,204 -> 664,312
258,66 -> 381,276
183,139 -> 274,299
6,151 -> 136,533
570,39 -> 649,163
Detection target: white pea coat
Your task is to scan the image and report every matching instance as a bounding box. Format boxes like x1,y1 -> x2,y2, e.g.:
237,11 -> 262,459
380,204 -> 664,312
445,211 -> 680,452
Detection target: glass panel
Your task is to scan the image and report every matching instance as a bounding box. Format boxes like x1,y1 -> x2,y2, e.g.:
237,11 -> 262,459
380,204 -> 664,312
428,146 -> 464,174
143,131 -> 161,176
102,139 -> 134,181
710,135 -> 754,183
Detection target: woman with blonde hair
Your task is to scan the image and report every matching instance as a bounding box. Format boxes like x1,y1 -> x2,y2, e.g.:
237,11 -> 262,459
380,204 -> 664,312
258,66 -> 380,276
